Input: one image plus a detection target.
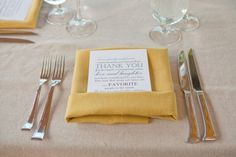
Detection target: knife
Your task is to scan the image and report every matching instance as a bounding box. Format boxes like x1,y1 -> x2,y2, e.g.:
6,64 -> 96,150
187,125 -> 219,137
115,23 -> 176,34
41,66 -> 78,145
0,29 -> 37,35
0,37 -> 34,44
188,49 -> 216,141
178,51 -> 201,143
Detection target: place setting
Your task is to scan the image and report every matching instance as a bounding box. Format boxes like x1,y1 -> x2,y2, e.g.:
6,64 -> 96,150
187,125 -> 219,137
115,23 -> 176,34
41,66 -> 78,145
0,0 -> 41,43
0,0 -> 218,144
0,0 -> 97,43
4,0 -> 236,156
19,48 -> 217,143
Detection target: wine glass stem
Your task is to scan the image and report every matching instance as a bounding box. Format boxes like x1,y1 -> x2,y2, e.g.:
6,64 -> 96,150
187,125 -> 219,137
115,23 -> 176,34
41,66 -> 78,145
160,24 -> 170,34
76,0 -> 82,19
53,4 -> 63,15
184,13 -> 189,20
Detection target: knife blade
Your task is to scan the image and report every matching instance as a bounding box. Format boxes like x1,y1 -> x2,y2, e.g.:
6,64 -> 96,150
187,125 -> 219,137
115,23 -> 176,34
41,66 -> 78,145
178,50 -> 201,143
0,37 -> 34,44
0,29 -> 37,35
188,49 -> 216,141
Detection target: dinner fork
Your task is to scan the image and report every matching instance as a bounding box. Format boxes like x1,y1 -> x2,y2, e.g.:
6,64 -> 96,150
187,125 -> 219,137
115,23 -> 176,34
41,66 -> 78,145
32,56 -> 65,140
21,57 -> 51,130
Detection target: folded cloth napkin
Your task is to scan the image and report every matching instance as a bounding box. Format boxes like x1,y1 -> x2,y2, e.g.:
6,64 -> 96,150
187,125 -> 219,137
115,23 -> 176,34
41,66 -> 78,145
65,48 -> 177,124
0,0 -> 42,29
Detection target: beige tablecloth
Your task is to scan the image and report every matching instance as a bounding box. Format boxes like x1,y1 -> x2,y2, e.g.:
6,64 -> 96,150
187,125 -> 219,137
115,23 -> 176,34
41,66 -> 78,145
0,0 -> 236,157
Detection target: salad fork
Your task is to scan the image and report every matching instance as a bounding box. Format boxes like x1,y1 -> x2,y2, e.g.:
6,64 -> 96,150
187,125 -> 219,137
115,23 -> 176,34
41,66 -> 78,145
32,56 -> 65,140
21,57 -> 51,130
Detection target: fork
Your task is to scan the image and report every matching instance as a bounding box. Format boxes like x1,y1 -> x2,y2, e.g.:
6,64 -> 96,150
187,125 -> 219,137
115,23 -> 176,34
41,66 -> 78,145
21,57 -> 51,130
32,56 -> 65,140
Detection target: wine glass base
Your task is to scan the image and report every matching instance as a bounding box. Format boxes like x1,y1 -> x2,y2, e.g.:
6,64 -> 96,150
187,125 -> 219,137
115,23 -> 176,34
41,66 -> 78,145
175,14 -> 200,32
66,18 -> 97,37
149,26 -> 182,46
47,7 -> 74,25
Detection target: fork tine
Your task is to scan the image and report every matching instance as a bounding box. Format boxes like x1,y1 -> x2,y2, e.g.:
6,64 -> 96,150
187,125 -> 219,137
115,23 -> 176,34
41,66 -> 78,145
56,56 -> 61,79
51,56 -> 65,79
42,57 -> 51,78
40,57 -> 46,77
44,57 -> 48,77
58,56 -> 63,78
57,56 -> 64,79
61,56 -> 65,79
52,57 -> 57,79
46,57 -> 52,77
56,56 -> 60,78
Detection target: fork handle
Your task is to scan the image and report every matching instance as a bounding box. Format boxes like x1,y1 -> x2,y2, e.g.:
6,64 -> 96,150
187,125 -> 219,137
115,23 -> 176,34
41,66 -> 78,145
21,86 -> 42,130
32,86 -> 55,140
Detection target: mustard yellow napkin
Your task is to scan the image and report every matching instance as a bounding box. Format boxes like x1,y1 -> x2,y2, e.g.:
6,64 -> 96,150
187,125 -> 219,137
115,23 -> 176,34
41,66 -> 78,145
65,48 -> 177,124
0,0 -> 42,29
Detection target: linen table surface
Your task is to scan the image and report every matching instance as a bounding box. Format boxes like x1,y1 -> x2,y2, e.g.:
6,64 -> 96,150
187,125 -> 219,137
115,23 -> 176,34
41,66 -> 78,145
0,0 -> 236,157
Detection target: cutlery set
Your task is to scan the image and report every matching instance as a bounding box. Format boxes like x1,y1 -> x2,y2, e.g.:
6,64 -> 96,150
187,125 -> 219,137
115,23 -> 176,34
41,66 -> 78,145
0,29 -> 36,43
178,49 -> 216,143
20,49 -> 215,143
21,56 -> 65,140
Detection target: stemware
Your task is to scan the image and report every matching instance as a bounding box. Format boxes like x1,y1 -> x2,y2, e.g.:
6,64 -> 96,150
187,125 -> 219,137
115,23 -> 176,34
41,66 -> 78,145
44,0 -> 74,25
175,13 -> 200,31
66,0 -> 97,37
149,0 -> 188,45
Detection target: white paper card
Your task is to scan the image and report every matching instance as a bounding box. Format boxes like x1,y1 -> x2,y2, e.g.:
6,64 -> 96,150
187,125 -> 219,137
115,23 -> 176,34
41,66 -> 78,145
0,0 -> 33,21
87,49 -> 152,92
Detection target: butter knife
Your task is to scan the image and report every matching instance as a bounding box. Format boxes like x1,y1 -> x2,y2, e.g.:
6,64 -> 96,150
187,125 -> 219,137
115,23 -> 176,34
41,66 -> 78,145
0,37 -> 34,44
0,29 -> 37,35
178,51 -> 201,143
188,49 -> 216,141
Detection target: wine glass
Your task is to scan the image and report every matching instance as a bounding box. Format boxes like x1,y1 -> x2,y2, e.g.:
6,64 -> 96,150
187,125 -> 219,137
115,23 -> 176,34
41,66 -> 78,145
66,0 -> 97,37
175,13 -> 200,31
149,0 -> 188,45
44,0 -> 74,25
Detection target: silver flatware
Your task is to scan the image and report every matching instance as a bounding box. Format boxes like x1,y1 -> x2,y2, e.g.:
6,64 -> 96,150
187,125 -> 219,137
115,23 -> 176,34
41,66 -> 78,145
188,49 -> 216,141
32,56 -> 65,140
21,57 -> 51,130
0,29 -> 38,35
0,37 -> 34,43
178,50 -> 201,143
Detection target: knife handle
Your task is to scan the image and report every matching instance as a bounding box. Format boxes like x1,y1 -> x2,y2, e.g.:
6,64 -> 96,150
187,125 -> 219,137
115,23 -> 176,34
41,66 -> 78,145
196,91 -> 216,141
184,91 -> 201,143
